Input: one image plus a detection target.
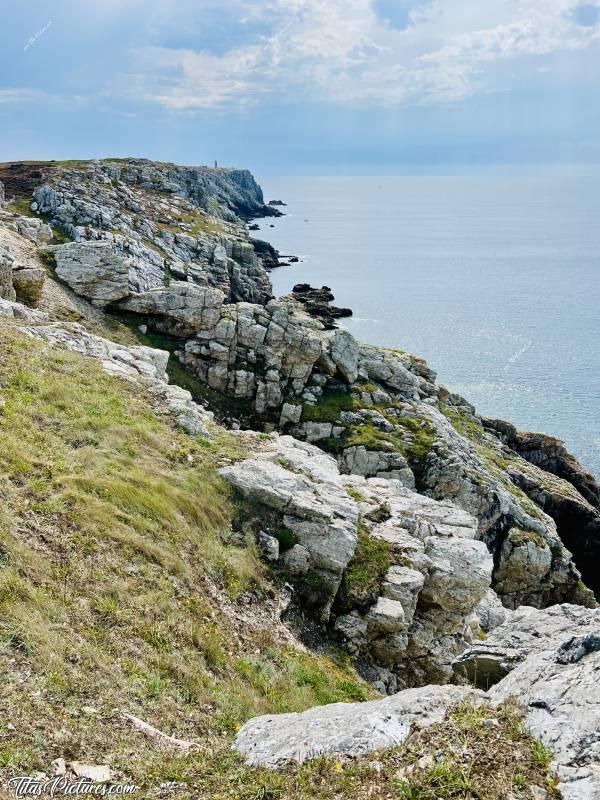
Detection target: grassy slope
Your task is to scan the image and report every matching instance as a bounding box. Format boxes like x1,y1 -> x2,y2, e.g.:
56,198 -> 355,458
0,325 -> 561,799
0,325 -> 370,798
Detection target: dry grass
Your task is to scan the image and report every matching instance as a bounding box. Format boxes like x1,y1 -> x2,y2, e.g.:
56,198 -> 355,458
0,328 -> 559,799
0,325 -> 371,798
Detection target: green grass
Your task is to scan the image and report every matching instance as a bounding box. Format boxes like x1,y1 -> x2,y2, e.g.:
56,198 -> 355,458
343,524 -> 394,608
5,198 -> 37,217
507,527 -> 548,549
346,487 -> 365,502
302,389 -> 356,424
440,402 -> 484,441
0,324 -> 376,797
343,416 -> 435,473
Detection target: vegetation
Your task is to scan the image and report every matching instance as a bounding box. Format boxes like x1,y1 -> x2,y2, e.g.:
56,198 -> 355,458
343,523 -> 394,608
0,325 -> 371,798
391,701 -> 560,800
302,388 -> 356,424
5,198 -> 37,217
158,210 -> 224,237
508,527 -> 548,549
439,401 -> 484,441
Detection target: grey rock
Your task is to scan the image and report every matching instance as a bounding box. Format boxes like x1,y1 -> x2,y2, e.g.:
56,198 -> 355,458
119,282 -> 224,337
474,589 -> 510,632
257,531 -> 280,561
482,606 -> 600,800
329,329 -> 359,383
233,685 -> 482,768
455,603 -> 599,688
53,242 -> 130,306
12,266 -> 45,307
421,537 -> 493,613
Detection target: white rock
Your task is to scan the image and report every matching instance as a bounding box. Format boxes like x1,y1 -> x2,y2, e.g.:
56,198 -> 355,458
233,685 -> 483,768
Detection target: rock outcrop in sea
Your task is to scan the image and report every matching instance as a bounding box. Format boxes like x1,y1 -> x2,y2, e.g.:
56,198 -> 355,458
1,157 -> 598,799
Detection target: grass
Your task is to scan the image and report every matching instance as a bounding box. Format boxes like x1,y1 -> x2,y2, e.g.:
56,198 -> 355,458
300,390 -> 436,482
5,198 -> 37,217
346,487 -> 365,503
389,701 -> 560,800
158,210 -> 224,238
440,402 -> 484,441
508,527 -> 548,550
344,416 -> 435,473
0,324 -> 374,797
302,389 -> 356,424
342,523 -> 394,608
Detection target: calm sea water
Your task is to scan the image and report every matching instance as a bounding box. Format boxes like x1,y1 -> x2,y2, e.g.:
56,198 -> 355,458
259,176 -> 600,479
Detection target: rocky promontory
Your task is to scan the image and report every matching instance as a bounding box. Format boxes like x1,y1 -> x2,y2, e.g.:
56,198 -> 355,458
1,157 -> 599,799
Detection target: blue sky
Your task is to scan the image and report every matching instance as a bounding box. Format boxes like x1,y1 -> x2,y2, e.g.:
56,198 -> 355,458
1,0 -> 600,174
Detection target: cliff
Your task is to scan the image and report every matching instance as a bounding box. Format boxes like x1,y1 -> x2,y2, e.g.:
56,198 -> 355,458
0,158 -> 599,799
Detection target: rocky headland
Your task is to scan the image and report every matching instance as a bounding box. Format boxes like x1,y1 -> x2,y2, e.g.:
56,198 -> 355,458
0,157 -> 599,800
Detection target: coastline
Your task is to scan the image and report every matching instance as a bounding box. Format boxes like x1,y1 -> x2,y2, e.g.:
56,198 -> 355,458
253,175 -> 600,482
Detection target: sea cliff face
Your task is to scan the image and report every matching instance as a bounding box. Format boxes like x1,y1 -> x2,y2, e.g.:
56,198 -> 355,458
1,158 -> 599,799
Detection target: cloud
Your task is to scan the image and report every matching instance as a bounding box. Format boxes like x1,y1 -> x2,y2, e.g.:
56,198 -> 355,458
0,89 -> 88,107
0,89 -> 53,104
111,0 -> 600,110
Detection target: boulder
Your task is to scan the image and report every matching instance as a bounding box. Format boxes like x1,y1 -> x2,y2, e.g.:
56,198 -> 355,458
233,684 -> 483,768
0,251 -> 15,300
454,603 -> 599,688
220,436 -> 359,617
478,605 -> 600,800
118,283 -> 224,337
21,322 -> 169,383
12,266 -> 45,307
474,589 -> 510,633
53,241 -> 130,306
329,329 -> 359,383
421,537 -> 493,613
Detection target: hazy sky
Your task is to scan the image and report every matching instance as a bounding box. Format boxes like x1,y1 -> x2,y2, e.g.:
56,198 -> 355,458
2,0 -> 600,174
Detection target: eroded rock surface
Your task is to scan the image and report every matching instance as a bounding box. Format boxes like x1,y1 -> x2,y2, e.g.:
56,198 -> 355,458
461,605 -> 600,800
221,435 -> 494,687
233,684 -> 482,768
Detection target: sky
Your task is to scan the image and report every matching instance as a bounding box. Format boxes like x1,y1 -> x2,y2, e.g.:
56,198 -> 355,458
1,0 -> 600,174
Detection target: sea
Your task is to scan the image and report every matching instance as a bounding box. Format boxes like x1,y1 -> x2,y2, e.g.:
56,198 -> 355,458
258,176 -> 600,479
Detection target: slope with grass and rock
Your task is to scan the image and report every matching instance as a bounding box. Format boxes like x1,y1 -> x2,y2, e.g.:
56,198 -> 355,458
0,158 -> 599,800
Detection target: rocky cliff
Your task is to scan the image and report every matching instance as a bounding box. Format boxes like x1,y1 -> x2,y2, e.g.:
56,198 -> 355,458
1,158 -> 599,799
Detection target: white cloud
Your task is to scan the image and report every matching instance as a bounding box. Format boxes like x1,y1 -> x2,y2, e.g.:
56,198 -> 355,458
0,89 -> 53,104
119,0 -> 600,110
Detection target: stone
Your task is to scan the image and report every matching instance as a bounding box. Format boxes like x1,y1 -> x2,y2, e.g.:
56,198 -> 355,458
329,329 -> 359,383
119,283 -> 224,337
257,531 -> 279,561
51,758 -> 67,776
494,527 -> 553,596
478,606 -> 600,800
12,266 -> 45,307
421,537 -> 493,613
474,589 -> 510,632
281,544 -> 311,574
233,685 -> 483,768
381,566 -> 425,624
366,597 -> 407,635
279,402 -> 302,427
21,323 -> 169,384
454,603 -> 600,688
53,241 -> 130,306
70,763 -> 112,783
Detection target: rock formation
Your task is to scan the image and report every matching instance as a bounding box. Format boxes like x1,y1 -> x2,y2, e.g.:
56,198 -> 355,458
234,684 -> 481,768
234,604 -> 600,799
0,157 -> 598,797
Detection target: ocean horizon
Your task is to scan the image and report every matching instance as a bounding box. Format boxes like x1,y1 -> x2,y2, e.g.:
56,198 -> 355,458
259,175 -> 600,479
